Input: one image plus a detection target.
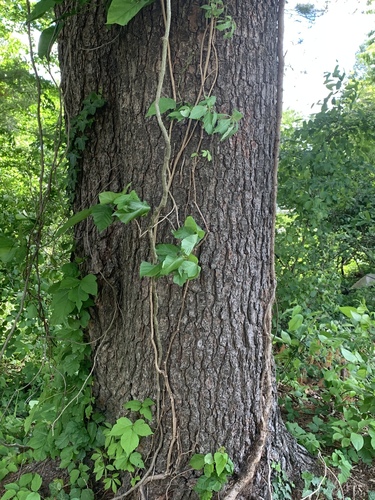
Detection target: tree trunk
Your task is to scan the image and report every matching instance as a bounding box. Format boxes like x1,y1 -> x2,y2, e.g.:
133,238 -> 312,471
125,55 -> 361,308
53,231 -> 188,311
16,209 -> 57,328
57,0 -> 316,497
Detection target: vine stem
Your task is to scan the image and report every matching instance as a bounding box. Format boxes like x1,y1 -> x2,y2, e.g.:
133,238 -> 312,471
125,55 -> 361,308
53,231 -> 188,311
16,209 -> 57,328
151,0 -> 172,233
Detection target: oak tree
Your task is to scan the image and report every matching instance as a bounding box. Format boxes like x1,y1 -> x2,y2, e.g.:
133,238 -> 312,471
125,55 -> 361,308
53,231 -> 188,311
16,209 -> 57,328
56,0 -> 315,497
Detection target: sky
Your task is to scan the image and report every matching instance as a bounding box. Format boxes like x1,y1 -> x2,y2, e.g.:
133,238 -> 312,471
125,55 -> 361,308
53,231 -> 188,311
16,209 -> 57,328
283,0 -> 375,115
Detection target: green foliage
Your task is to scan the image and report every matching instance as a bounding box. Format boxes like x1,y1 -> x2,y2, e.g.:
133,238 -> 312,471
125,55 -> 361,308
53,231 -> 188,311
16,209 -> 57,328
277,67 -> 375,313
107,0 -> 155,26
147,95 -> 243,141
275,304 -> 375,481
301,472 -> 350,500
140,216 -> 205,286
57,187 -> 150,236
1,473 -> 42,500
91,399 -> 154,493
189,448 -> 234,499
271,462 -> 295,500
201,1 -> 236,39
66,92 -> 106,199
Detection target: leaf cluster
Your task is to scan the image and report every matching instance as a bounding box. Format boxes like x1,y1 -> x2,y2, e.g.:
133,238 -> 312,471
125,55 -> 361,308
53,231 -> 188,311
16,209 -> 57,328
147,96 -> 243,141
92,399 -> 154,493
189,448 -> 234,499
140,216 -> 205,286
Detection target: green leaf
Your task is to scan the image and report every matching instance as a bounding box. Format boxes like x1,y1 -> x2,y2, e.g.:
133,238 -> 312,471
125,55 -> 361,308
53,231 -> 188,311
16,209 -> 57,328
204,462 -> 214,477
120,428 -> 139,455
280,331 -> 292,344
220,123 -> 237,141
189,105 -> 208,120
27,0 -> 57,22
203,112 -> 216,134
114,200 -> 150,225
139,406 -> 152,421
132,419 -> 153,437
68,286 -> 89,311
98,191 -> 119,204
340,347 -> 357,363
80,489 -> 94,500
288,313 -> 303,331
80,274 -> 98,296
30,474 -> 42,492
339,306 -> 358,319
0,235 -> 17,263
38,24 -> 62,60
25,494 -> 41,500
350,433 -> 364,451
213,118 -> 231,136
55,208 -> 93,238
146,97 -> 176,117
190,454 -> 205,470
178,261 -> 200,279
231,109 -> 243,122
110,417 -> 133,436
180,234 -> 198,255
1,490 -> 17,500
140,262 -> 163,278
159,255 -> 185,275
107,0 -> 155,26
50,289 -> 76,324
91,204 -> 114,231
142,398 -> 155,407
124,400 -> 142,412
129,452 -> 145,468
214,452 -> 228,476
155,244 -> 180,258
19,474 -> 33,487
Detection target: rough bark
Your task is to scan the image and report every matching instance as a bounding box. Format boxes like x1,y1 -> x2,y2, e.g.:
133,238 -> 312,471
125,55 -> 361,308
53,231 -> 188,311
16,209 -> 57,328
57,0 -> 316,498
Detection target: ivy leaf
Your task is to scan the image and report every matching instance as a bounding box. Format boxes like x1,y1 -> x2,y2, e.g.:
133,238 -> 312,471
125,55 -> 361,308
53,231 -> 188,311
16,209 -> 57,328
189,105 -> 208,120
107,0 -> 155,26
124,400 -> 142,412
146,97 -> 177,117
0,235 -> 17,263
132,419 -> 153,437
120,428 -> 139,456
50,289 -> 76,325
110,417 -> 133,436
91,204 -> 114,231
180,234 -> 198,255
190,454 -> 205,470
140,262 -> 162,278
214,452 -> 228,476
129,452 -> 145,468
38,23 -> 63,60
55,208 -> 93,238
68,286 -> 89,311
80,274 -> 98,296
27,0 -> 59,22
159,255 -> 185,276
